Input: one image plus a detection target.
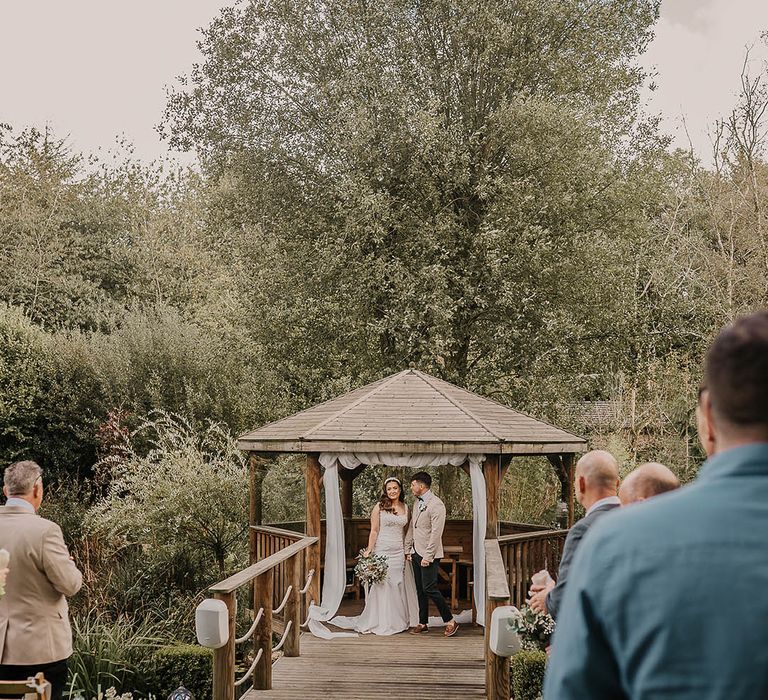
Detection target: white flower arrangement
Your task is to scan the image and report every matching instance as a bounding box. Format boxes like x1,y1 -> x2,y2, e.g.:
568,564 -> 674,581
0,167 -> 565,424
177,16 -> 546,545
354,549 -> 388,587
511,605 -> 555,651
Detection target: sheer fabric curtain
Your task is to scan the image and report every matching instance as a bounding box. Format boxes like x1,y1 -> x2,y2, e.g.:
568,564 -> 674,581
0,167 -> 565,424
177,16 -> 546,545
306,452 -> 487,639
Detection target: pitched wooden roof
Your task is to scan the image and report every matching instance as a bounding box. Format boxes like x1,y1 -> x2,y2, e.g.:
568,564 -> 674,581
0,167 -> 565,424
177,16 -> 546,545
238,369 -> 585,455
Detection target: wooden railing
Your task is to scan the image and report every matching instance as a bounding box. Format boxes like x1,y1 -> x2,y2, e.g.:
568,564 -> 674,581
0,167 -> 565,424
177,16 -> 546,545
498,529 -> 568,607
209,534 -> 318,700
484,539 -> 511,700
251,525 -> 314,626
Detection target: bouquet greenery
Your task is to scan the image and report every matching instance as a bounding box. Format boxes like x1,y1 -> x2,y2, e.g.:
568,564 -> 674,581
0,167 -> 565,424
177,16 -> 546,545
354,549 -> 388,587
511,605 -> 555,651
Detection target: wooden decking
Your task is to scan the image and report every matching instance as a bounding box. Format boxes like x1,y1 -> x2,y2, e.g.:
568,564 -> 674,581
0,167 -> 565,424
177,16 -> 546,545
244,623 -> 487,698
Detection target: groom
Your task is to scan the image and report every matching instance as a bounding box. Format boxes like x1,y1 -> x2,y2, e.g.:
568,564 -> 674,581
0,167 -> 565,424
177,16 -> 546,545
404,472 -> 458,637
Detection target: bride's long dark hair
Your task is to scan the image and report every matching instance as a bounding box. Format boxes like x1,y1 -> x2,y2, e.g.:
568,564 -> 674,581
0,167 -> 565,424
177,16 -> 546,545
378,477 -> 405,513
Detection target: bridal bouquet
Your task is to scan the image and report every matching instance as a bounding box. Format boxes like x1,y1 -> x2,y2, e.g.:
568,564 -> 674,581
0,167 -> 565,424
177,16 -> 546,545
510,605 -> 555,651
354,549 -> 388,587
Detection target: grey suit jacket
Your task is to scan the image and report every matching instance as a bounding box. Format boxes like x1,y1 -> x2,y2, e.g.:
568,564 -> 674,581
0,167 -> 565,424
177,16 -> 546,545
403,494 -> 446,562
546,502 -> 620,620
0,505 -> 83,664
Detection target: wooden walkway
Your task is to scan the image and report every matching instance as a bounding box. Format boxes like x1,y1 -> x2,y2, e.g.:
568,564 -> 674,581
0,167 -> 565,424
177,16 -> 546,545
243,625 -> 487,698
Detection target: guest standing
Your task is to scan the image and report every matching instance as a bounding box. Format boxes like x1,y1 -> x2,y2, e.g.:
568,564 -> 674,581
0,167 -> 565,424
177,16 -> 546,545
528,450 -> 620,620
618,462 -> 680,505
0,461 -> 82,700
545,311 -> 768,699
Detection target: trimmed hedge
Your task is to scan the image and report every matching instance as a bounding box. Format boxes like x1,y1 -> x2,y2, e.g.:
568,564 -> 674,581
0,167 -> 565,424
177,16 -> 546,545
149,645 -> 213,700
510,650 -> 547,700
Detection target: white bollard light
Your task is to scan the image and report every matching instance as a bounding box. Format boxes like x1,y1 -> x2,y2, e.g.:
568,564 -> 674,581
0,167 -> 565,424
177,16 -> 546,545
195,598 -> 229,649
489,605 -> 522,657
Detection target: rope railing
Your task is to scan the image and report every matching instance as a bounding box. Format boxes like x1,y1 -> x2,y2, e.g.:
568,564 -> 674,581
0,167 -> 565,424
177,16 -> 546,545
235,606 -> 264,645
271,620 -> 293,652
300,599 -> 315,629
299,569 -> 315,595
272,585 -> 293,614
234,648 -> 264,688
209,531 -> 318,700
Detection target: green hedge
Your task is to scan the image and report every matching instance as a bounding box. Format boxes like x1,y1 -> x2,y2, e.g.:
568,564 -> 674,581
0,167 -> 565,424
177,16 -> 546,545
511,650 -> 547,700
149,645 -> 213,700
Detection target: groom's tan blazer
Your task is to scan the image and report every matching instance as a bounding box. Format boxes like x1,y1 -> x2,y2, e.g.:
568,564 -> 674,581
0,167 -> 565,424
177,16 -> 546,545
0,504 -> 83,664
404,493 -> 447,563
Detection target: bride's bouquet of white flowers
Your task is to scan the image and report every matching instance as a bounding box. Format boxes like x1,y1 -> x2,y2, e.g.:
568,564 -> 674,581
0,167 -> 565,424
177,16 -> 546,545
354,549 -> 388,587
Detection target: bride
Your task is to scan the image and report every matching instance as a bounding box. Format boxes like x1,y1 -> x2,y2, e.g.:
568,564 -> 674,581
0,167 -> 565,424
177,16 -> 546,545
330,476 -> 419,635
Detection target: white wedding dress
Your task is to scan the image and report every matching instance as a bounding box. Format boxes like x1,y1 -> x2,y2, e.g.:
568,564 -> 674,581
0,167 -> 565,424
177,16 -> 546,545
330,509 -> 420,635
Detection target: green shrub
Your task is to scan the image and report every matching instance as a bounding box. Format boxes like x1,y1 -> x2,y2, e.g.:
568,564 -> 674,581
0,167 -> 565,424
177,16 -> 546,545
149,645 -> 213,700
68,610 -> 164,699
510,650 -> 547,700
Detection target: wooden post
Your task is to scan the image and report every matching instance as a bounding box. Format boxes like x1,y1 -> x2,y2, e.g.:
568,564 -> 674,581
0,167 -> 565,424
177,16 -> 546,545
548,454 -> 577,528
484,455 -> 501,539
305,453 -> 322,606
249,453 -> 269,565
341,473 -> 353,558
484,540 -> 511,700
341,476 -> 353,518
212,591 -> 236,700
563,453 -> 576,527
253,569 -> 274,690
339,464 -> 365,557
284,553 -> 301,657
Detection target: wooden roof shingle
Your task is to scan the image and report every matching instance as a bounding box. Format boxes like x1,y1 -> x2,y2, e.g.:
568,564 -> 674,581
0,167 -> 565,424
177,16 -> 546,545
237,369 -> 586,455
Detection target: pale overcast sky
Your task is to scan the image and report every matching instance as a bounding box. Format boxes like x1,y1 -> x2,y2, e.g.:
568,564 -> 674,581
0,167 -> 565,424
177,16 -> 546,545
1,0 -> 767,164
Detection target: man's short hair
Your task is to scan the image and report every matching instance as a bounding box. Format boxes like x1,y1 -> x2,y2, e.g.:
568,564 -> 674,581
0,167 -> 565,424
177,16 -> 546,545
411,471 -> 432,488
705,311 -> 768,429
3,460 -> 43,496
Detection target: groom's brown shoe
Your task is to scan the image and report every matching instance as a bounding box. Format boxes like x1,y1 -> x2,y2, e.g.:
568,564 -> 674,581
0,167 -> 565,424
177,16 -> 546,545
409,624 -> 429,634
444,621 -> 459,637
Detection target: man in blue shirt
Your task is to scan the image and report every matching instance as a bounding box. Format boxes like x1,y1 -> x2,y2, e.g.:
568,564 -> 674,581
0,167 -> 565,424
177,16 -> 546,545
544,311 -> 768,699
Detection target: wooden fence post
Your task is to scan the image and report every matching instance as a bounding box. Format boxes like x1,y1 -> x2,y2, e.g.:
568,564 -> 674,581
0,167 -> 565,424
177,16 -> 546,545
253,569 -> 274,690
284,554 -> 301,657
484,540 -> 511,700
484,455 -> 501,539
305,454 -> 322,606
212,591 -> 236,700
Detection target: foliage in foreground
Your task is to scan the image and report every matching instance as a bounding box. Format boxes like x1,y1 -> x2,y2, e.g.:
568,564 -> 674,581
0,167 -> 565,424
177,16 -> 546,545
68,610 -> 164,700
149,645 -> 213,700
510,650 -> 547,700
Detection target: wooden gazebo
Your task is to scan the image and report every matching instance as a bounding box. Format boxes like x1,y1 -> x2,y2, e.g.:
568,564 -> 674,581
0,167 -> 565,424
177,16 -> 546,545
237,369 -> 585,602
210,369 -> 586,700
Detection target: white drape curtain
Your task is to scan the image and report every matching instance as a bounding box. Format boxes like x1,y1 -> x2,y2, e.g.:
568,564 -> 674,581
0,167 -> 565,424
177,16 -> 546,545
306,452 -> 487,639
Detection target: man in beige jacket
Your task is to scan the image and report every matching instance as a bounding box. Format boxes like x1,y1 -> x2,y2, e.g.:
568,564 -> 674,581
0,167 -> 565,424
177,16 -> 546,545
404,472 -> 457,637
0,461 -> 82,700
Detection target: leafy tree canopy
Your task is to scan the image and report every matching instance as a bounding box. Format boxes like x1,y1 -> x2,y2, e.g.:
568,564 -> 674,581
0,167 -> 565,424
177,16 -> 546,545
164,0 -> 666,407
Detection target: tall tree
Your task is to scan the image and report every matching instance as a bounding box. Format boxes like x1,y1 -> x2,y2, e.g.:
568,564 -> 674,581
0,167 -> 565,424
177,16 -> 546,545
164,0 -> 664,406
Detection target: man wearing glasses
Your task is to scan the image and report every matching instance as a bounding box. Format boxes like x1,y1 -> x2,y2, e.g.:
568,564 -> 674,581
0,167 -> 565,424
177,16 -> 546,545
0,461 -> 82,700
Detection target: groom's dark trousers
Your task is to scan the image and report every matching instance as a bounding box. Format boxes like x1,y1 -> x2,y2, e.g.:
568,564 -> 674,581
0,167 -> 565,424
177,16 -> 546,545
412,552 -> 453,624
